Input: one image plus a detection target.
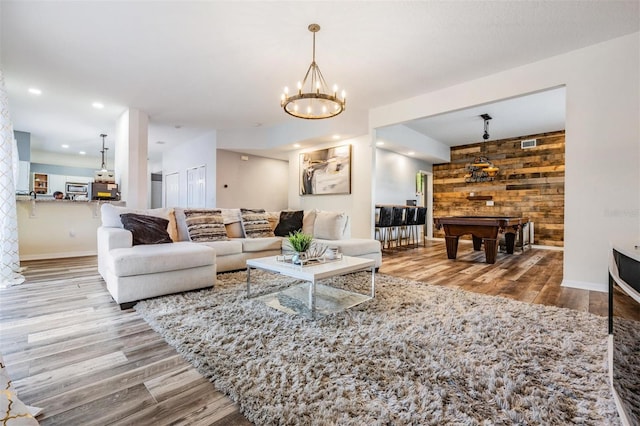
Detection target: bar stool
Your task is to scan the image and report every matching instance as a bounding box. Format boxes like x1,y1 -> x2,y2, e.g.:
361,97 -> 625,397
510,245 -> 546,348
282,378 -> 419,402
376,206 -> 394,249
390,206 -> 406,248
404,207 -> 418,247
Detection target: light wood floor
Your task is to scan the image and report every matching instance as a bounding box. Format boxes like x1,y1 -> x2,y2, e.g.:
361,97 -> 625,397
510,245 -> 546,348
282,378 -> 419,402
0,241 -> 611,425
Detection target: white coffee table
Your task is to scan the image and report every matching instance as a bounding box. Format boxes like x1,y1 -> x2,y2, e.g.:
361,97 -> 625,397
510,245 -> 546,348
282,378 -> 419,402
246,255 -> 376,319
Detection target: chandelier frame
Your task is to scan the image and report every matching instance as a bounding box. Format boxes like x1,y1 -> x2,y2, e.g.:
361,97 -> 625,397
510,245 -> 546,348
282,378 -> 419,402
281,24 -> 346,120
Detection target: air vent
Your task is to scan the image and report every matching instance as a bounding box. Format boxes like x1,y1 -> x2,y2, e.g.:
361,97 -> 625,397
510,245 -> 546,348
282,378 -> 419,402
521,139 -> 537,149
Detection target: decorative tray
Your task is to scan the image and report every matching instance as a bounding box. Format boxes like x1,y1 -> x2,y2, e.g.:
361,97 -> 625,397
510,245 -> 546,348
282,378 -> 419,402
276,251 -> 343,267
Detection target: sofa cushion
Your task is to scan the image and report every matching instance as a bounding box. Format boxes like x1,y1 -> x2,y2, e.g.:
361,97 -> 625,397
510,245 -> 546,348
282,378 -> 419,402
197,240 -> 243,256
239,237 -> 283,252
313,211 -> 348,240
101,204 -> 178,241
302,209 -> 317,235
120,213 -> 173,246
266,211 -> 280,231
225,221 -> 245,238
274,210 -> 304,237
240,208 -> 275,238
184,209 -> 229,242
108,242 -> 216,277
314,238 -> 382,257
220,208 -> 242,224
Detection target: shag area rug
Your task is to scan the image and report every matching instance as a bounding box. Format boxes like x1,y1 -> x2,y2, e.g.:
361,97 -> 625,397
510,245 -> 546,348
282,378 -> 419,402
135,271 -> 619,425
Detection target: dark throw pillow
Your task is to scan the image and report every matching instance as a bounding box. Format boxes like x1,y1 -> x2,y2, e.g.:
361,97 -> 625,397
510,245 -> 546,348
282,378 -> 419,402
183,209 -> 229,242
120,213 -> 173,246
274,210 -> 304,237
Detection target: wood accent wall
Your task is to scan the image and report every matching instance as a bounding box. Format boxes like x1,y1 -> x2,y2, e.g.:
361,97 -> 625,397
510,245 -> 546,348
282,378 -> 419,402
433,130 -> 565,247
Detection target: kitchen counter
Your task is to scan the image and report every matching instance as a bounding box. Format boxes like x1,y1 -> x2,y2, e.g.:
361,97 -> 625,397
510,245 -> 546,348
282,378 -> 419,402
16,198 -> 125,260
16,196 -> 122,203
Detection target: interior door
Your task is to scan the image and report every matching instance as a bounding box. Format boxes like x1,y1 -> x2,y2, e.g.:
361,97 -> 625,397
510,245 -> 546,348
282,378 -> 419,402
187,165 -> 206,208
164,172 -> 179,208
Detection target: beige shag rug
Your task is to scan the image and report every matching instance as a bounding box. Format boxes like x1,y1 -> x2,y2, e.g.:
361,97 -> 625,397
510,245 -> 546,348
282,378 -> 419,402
134,271 -> 619,425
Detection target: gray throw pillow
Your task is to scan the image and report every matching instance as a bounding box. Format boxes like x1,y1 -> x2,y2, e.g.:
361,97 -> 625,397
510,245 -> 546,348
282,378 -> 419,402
240,208 -> 275,238
183,209 -> 229,242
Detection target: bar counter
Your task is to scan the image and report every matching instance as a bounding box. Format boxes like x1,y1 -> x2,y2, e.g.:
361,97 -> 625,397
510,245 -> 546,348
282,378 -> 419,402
16,198 -> 125,260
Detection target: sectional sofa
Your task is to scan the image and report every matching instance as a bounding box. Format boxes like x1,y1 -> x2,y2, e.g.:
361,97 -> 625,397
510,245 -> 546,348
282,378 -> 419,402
97,204 -> 382,308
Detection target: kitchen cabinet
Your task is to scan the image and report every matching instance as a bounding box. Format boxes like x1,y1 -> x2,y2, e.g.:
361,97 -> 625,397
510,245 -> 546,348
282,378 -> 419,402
33,173 -> 49,194
48,174 -> 66,195
66,175 -> 93,184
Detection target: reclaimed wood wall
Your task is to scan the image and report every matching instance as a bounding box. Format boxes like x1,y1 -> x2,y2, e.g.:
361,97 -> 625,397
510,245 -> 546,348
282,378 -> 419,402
433,130 -> 565,247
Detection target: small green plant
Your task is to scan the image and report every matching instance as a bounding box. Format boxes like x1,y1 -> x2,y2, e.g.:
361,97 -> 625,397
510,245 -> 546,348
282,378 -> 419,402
287,230 -> 313,253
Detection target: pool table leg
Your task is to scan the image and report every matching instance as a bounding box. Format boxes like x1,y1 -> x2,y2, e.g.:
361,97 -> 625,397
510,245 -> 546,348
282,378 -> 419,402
504,233 -> 516,254
484,238 -> 499,264
444,236 -> 459,259
472,235 -> 483,251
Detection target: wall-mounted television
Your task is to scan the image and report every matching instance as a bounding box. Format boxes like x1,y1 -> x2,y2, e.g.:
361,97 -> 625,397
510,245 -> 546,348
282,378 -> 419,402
608,245 -> 640,426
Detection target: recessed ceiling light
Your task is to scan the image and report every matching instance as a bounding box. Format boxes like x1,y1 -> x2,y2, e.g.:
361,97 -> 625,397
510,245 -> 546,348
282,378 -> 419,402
61,144 -> 69,148
79,151 -> 86,155
28,88 -> 42,95
408,151 -> 415,156
92,102 -> 104,109
332,134 -> 340,140
293,143 -> 301,148
376,141 -> 384,146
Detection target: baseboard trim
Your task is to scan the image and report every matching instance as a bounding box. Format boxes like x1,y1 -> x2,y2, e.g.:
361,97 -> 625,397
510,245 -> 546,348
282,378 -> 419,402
20,250 -> 97,261
561,279 -> 607,293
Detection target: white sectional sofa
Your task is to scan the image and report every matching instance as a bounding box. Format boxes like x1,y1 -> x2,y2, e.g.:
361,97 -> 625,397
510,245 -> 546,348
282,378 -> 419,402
97,205 -> 382,309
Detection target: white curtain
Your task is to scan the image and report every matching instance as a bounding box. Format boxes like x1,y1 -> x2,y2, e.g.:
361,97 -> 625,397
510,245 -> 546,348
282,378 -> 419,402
0,69 -> 25,287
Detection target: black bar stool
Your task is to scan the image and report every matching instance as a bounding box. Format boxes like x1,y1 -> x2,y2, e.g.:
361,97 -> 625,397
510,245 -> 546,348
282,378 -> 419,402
404,207 -> 418,247
390,206 -> 406,248
376,206 -> 394,249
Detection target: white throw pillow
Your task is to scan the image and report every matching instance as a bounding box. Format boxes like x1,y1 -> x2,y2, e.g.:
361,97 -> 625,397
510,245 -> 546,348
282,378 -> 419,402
302,209 -> 317,235
313,211 -> 347,240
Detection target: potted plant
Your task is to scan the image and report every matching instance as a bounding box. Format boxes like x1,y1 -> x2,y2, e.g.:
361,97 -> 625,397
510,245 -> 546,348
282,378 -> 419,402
286,231 -> 328,264
287,230 -> 314,254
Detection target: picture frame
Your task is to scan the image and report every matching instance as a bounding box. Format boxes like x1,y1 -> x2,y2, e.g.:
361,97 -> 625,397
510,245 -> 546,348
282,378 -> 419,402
299,145 -> 351,195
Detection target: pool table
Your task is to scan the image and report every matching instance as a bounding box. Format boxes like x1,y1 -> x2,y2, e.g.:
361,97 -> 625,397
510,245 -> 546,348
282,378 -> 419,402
433,216 -> 529,264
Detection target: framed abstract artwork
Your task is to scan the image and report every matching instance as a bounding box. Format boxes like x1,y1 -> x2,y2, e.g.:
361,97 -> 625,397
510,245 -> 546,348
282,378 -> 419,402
299,145 -> 351,195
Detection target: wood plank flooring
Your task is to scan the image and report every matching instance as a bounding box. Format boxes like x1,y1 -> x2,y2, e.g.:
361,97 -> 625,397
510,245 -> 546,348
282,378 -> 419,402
0,242 -> 619,424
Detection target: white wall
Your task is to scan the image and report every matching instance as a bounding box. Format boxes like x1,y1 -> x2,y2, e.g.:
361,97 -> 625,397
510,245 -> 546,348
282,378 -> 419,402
216,150 -> 288,211
162,131 -> 217,207
369,32 -> 640,291
288,135 -> 374,239
375,148 -> 432,206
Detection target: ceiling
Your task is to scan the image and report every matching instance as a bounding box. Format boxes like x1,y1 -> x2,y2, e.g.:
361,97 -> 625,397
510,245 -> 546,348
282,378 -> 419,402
2,1 -> 638,164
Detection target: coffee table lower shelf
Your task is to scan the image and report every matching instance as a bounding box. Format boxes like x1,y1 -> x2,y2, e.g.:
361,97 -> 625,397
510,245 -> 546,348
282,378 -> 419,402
254,282 -> 372,319
246,255 -> 375,320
